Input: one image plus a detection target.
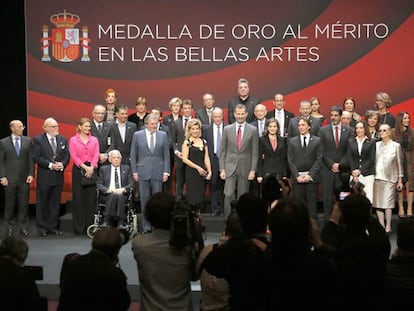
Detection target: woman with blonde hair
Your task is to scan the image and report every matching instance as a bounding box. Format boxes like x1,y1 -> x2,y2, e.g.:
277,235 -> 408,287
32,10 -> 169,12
182,118 -> 212,208
375,92 -> 396,128
69,118 -> 99,234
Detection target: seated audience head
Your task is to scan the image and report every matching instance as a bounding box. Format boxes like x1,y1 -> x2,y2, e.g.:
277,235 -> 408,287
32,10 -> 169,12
145,192 -> 175,230
339,194 -> 372,231
236,193 -> 268,236
92,227 -> 123,260
0,237 -> 29,266
224,211 -> 243,237
396,217 -> 414,254
268,198 -> 311,252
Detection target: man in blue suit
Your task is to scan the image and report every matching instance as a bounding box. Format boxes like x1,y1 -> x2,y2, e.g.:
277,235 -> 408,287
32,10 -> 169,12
32,118 -> 69,237
130,113 -> 170,232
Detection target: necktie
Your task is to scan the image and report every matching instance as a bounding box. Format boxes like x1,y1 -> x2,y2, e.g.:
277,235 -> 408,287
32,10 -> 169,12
184,118 -> 189,130
334,126 -> 339,148
14,137 -> 20,156
216,125 -> 222,155
258,121 -> 264,137
207,110 -> 212,124
97,123 -> 102,132
303,136 -> 307,148
276,110 -> 281,123
114,167 -> 120,189
50,137 -> 57,155
237,125 -> 242,151
150,132 -> 155,153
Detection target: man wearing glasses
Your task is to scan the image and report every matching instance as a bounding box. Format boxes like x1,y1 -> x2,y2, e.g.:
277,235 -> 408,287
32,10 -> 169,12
0,120 -> 34,237
32,118 -> 70,237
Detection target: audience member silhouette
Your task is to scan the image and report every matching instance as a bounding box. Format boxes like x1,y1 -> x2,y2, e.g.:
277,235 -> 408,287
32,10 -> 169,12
321,194 -> 390,311
197,211 -> 243,311
131,192 -> 197,311
385,217 -> 414,308
58,227 -> 130,311
268,198 -> 335,310
0,237 -> 45,311
204,193 -> 270,311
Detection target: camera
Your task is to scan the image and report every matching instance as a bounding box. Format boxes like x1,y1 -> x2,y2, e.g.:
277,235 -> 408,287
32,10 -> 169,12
169,200 -> 203,254
23,265 -> 43,281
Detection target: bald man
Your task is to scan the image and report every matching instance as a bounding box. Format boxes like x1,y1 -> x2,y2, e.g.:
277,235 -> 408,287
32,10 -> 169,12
0,120 -> 34,237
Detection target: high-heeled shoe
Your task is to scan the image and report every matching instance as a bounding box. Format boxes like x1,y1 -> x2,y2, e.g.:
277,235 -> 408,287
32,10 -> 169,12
398,214 -> 406,219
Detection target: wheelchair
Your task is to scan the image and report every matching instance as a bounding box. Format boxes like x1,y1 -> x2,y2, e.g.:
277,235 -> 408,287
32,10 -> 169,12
86,189 -> 139,239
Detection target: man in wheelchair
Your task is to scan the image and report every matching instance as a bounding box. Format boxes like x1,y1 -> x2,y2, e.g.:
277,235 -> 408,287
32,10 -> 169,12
96,150 -> 134,228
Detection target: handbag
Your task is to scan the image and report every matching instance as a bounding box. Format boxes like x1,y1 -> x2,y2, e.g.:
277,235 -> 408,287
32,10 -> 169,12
80,165 -> 97,187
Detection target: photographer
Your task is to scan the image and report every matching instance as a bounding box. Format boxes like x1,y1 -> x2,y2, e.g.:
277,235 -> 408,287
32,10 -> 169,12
203,194 -> 270,311
0,237 -> 45,311
131,192 -> 199,311
58,227 -> 130,311
321,194 -> 390,310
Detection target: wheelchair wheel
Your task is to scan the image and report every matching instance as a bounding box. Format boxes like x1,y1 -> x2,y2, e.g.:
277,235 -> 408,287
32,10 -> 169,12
86,224 -> 101,239
128,214 -> 138,239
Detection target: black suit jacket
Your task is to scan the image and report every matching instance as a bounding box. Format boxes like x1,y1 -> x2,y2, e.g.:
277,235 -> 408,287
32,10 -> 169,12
97,164 -> 134,193
0,135 -> 34,183
318,125 -> 353,171
163,114 -> 182,131
257,135 -> 288,178
287,116 -> 322,138
202,123 -> 225,177
90,121 -> 111,154
228,96 -> 260,124
347,137 -> 376,176
108,122 -> 137,165
172,118 -> 187,154
58,250 -> 130,311
266,109 -> 295,137
287,135 -> 322,182
195,108 -> 212,125
32,134 -> 69,186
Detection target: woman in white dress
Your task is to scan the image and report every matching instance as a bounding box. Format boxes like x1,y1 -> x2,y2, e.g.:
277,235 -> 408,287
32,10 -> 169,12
373,124 -> 404,233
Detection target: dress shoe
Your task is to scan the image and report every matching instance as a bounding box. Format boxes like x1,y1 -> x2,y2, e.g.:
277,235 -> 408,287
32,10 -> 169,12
39,232 -> 47,237
50,230 -> 63,236
141,230 -> 152,235
20,229 -> 29,237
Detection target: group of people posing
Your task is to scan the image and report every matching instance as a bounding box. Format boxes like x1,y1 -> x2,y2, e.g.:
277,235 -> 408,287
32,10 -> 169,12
0,77 -> 412,236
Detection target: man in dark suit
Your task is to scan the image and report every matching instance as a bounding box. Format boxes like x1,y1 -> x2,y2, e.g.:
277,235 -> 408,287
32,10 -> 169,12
266,93 -> 295,138
130,113 -> 171,232
287,100 -> 322,138
0,120 -> 34,237
220,104 -> 259,217
202,107 -> 225,216
58,227 -> 130,311
318,106 -> 353,221
90,104 -> 111,166
97,150 -> 134,227
108,104 -> 137,165
32,118 -> 69,237
250,104 -> 268,138
287,118 -> 323,219
195,93 -> 215,125
172,99 -> 193,201
227,78 -> 260,124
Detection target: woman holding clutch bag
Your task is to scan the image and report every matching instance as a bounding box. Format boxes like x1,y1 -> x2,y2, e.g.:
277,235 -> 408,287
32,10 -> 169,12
69,118 -> 99,235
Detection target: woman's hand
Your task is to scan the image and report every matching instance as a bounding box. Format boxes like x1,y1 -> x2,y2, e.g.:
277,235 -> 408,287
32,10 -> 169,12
196,165 -> 207,177
84,165 -> 94,178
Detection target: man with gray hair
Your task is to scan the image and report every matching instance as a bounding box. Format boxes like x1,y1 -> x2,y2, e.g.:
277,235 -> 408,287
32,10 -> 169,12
130,113 -> 171,233
97,149 -> 134,227
228,78 -> 260,124
0,120 -> 34,237
287,100 -> 322,138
